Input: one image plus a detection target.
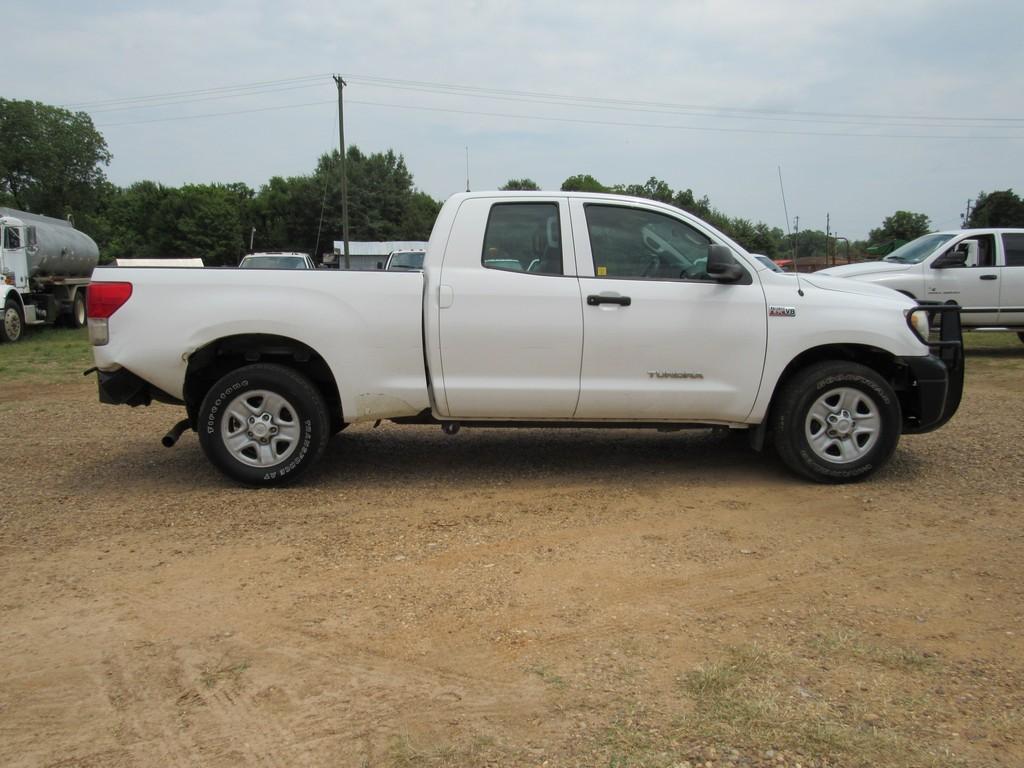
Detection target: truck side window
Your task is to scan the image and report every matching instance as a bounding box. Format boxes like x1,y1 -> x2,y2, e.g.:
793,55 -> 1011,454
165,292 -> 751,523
584,204 -> 715,281
1002,233 -> 1024,267
481,203 -> 562,275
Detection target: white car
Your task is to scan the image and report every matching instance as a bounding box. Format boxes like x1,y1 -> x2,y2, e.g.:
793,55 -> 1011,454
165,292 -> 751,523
239,252 -> 315,269
818,229 -> 1024,334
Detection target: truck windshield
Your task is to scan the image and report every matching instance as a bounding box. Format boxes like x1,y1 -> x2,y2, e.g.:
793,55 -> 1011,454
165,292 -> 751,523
239,256 -> 308,269
882,233 -> 955,264
387,252 -> 425,270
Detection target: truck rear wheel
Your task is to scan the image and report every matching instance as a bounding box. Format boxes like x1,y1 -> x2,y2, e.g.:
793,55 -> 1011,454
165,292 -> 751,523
71,290 -> 87,329
771,361 -> 901,483
197,363 -> 330,486
2,298 -> 23,343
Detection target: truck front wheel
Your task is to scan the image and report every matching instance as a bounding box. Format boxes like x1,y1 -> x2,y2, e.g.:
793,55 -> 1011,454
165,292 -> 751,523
2,298 -> 24,343
771,361 -> 901,483
197,363 -> 330,486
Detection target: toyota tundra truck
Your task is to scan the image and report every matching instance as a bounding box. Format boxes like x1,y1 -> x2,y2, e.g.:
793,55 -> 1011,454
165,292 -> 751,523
86,191 -> 963,486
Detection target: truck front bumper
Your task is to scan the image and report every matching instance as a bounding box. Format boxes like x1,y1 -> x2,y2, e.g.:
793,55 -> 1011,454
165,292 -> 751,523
898,306 -> 964,435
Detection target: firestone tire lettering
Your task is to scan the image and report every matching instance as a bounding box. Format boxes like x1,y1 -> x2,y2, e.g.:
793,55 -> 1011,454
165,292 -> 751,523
197,365 -> 329,487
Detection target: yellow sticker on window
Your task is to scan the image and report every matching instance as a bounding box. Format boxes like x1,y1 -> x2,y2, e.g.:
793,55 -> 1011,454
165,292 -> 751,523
597,266 -> 607,276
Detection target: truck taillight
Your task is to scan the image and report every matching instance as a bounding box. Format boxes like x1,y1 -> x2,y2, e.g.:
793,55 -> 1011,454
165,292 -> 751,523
87,282 -> 133,319
87,282 -> 132,346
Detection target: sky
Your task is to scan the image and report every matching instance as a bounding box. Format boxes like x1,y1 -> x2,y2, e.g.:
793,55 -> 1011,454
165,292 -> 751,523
8,0 -> 1024,239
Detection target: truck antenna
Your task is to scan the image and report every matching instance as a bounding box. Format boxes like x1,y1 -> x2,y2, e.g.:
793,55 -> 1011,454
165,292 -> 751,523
778,165 -> 804,296
465,146 -> 471,192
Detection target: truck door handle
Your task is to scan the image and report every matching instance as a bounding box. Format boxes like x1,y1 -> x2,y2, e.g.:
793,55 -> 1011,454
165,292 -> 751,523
980,274 -> 997,281
587,294 -> 631,307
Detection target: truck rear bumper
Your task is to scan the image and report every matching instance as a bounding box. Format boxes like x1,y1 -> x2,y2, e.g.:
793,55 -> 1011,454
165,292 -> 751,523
95,367 -> 182,407
899,306 -> 964,435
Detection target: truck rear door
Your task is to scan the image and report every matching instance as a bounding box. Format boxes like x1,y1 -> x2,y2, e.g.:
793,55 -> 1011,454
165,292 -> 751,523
436,196 -> 583,418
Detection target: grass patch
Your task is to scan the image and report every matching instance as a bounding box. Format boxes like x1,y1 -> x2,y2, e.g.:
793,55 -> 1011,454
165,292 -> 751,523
528,664 -> 568,689
198,657 -> 250,688
809,629 -> 936,671
386,733 -> 500,767
0,326 -> 92,383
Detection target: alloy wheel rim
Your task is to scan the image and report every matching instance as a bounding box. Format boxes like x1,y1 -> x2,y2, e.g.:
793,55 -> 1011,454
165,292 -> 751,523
220,389 -> 301,467
804,386 -> 880,464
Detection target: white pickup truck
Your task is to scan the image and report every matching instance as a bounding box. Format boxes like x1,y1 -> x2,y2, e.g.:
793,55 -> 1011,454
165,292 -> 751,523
86,192 -> 963,486
818,229 -> 1024,337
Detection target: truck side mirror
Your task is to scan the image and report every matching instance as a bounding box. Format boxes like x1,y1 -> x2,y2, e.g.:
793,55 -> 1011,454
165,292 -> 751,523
932,250 -> 968,269
706,244 -> 744,283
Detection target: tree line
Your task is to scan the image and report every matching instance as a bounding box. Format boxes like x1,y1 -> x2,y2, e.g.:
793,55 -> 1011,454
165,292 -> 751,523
3,98 -> 1023,266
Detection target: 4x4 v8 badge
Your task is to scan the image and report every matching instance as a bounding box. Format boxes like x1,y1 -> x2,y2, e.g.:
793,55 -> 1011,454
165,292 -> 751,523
769,306 -> 796,317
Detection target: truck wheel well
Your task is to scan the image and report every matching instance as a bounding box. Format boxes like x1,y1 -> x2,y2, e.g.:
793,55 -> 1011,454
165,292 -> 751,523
183,334 -> 343,430
769,343 -> 902,420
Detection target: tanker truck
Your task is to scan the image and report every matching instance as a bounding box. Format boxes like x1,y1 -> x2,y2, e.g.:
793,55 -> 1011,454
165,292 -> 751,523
1,207 -> 99,343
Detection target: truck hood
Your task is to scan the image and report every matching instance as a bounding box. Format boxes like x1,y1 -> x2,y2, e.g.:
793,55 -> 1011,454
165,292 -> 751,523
802,272 -> 912,304
816,261 -> 912,278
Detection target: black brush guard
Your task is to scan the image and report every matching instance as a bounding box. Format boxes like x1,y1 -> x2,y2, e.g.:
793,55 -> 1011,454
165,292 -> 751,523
900,304 -> 963,434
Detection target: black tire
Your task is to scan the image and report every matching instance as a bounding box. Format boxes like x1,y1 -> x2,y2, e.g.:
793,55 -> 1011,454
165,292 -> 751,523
1017,332 -> 1024,344
1,298 -> 24,343
197,363 -> 330,486
771,361 -> 901,483
71,290 -> 87,329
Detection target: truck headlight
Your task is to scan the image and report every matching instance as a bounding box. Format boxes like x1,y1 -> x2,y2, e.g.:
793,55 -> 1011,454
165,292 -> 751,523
905,308 -> 930,343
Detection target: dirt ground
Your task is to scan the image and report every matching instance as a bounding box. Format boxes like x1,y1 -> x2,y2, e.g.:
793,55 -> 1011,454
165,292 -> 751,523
2,339 -> 1023,767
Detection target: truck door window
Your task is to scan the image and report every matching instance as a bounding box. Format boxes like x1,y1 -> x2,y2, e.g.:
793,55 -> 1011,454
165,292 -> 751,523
4,226 -> 21,249
481,203 -> 562,275
1002,233 -> 1024,267
584,204 -> 714,281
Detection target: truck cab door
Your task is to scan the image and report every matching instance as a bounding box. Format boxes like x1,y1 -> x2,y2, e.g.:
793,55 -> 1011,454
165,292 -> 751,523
436,197 -> 583,419
1,224 -> 29,291
926,235 -> 1000,324
998,232 -> 1024,326
569,200 -> 767,422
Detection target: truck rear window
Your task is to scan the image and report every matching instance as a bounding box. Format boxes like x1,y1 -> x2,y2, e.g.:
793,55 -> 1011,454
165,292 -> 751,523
481,203 -> 562,276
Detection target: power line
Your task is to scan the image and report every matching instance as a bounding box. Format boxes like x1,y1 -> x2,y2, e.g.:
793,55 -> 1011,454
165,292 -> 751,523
63,74 -> 330,109
84,82 -> 330,114
344,73 -> 1024,125
95,96 -> 1024,140
341,79 -> 1020,131
71,72 -> 1024,127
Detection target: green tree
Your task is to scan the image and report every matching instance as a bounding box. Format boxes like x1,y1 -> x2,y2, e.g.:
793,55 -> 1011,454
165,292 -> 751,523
618,177 -> 674,204
868,211 -> 931,244
560,174 -> 609,193
499,178 -> 540,191
402,191 -> 442,240
0,98 -> 111,217
967,189 -> 1024,227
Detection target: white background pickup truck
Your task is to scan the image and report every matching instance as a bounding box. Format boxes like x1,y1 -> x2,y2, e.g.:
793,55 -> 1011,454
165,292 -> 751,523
819,229 -> 1024,334
87,192 -> 963,486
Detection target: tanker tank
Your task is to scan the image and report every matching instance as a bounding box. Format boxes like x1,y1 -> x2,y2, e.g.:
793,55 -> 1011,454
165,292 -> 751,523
0,207 -> 99,278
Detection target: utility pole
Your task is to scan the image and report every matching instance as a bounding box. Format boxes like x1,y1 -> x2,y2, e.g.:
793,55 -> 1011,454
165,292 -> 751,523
334,74 -> 351,270
960,198 -> 973,229
825,212 -> 831,266
793,215 -> 800,270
